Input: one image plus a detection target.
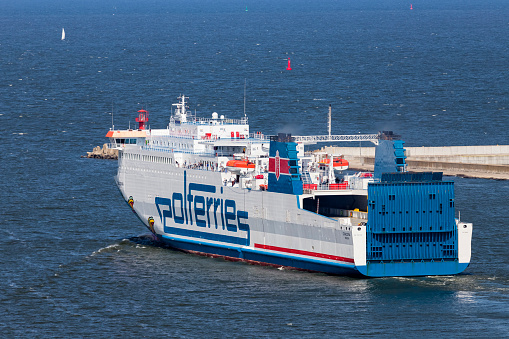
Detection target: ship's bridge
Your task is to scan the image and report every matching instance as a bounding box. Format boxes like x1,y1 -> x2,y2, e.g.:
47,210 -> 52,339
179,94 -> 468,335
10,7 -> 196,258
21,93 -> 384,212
169,94 -> 250,140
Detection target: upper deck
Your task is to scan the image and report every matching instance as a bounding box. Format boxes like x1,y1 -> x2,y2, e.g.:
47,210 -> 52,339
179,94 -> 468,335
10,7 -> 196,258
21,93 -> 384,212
171,115 -> 248,126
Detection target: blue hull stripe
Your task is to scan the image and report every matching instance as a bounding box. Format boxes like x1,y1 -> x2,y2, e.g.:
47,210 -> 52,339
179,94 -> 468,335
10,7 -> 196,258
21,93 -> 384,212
157,234 -> 469,277
159,234 -> 359,275
164,226 -> 249,246
356,261 -> 469,277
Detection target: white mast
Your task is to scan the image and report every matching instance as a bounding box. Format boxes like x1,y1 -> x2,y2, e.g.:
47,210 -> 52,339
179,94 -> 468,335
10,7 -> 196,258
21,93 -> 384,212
328,104 -> 331,138
172,94 -> 189,122
111,101 -> 114,130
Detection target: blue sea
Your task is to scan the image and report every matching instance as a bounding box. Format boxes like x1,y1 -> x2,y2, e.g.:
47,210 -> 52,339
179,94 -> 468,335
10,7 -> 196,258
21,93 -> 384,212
1,0 -> 508,337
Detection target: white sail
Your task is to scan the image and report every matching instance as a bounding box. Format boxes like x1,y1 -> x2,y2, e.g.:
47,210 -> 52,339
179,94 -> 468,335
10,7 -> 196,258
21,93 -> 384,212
61,28 -> 65,40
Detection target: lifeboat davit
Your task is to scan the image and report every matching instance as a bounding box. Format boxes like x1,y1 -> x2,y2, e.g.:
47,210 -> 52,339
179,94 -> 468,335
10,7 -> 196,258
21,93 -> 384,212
226,159 -> 256,173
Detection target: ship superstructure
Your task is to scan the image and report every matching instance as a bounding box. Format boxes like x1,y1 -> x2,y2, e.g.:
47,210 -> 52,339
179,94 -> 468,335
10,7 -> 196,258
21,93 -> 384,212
109,95 -> 472,277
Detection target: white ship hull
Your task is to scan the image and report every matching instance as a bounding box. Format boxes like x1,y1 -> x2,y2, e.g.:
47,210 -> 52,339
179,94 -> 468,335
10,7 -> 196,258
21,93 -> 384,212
116,149 -> 471,277
116,154 -> 363,275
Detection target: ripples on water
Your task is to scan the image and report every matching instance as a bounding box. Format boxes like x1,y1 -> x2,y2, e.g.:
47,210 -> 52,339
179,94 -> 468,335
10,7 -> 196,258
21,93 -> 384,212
1,0 -> 508,336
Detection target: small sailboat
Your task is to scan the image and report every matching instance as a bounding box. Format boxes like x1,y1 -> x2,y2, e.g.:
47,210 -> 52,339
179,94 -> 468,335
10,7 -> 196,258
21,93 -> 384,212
61,28 -> 65,40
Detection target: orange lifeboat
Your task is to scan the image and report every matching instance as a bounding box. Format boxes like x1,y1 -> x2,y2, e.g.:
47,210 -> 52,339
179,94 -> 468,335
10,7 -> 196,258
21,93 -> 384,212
332,158 -> 349,170
226,159 -> 255,173
318,157 -> 349,170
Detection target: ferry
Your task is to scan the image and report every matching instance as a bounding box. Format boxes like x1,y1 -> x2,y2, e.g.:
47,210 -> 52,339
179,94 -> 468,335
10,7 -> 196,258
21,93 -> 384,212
109,95 -> 472,277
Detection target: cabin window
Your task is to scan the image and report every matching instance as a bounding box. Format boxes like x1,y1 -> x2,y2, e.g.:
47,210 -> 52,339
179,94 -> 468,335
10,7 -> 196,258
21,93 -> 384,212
116,138 -> 137,144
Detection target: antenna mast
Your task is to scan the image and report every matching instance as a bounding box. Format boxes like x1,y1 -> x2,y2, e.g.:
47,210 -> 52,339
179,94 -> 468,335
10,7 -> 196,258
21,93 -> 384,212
111,100 -> 114,130
328,104 -> 332,137
244,79 -> 247,117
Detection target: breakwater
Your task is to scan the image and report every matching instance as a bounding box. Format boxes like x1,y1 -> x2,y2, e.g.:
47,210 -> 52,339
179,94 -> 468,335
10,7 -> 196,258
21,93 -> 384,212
83,144 -> 118,160
322,145 -> 509,180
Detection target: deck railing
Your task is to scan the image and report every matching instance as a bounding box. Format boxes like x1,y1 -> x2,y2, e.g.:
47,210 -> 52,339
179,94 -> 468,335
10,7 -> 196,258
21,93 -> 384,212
303,183 -> 350,191
141,145 -> 214,155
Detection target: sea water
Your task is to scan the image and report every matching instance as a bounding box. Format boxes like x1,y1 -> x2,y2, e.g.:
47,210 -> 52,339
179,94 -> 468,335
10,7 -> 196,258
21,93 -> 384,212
1,0 -> 508,336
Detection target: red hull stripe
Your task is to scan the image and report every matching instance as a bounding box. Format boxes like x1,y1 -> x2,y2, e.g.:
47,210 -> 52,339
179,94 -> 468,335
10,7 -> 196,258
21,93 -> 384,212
254,243 -> 355,264
268,157 -> 290,173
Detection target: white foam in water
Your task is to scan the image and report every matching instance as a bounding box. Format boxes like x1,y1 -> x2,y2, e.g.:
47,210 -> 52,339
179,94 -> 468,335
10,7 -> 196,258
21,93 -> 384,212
90,243 -> 121,256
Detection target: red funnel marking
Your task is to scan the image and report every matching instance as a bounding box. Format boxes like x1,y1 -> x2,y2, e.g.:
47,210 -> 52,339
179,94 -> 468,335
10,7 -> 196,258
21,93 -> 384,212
410,4 -> 413,9
286,58 -> 292,70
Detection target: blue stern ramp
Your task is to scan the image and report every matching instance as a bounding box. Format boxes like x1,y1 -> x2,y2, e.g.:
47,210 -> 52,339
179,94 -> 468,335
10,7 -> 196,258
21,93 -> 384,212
355,140 -> 472,277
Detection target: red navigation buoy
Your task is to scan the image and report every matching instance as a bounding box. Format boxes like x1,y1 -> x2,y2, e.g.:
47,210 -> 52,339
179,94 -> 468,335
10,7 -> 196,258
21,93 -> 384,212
410,4 -> 413,10
286,58 -> 292,70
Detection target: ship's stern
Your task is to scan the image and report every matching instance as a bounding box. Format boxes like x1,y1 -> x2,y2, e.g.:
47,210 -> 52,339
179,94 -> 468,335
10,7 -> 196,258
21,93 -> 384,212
354,172 -> 472,277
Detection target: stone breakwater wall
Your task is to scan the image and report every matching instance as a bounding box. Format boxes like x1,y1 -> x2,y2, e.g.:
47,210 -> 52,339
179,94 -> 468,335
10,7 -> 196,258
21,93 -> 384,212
83,144 -> 118,160
322,145 -> 509,180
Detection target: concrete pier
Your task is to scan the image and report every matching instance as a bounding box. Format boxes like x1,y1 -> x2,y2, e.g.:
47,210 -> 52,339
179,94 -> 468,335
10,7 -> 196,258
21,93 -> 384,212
321,145 -> 509,180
